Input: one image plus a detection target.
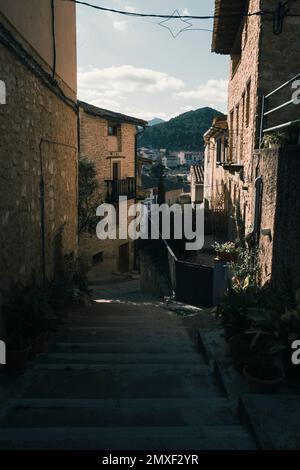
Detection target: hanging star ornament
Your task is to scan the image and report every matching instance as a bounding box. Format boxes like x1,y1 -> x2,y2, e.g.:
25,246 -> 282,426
158,10 -> 193,39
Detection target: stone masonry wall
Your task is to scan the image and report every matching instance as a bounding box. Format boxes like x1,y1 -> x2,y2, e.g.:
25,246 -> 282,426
0,44 -> 78,295
226,0 -> 262,236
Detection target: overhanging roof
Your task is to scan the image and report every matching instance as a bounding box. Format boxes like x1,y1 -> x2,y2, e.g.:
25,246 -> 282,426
78,101 -> 148,126
212,0 -> 247,54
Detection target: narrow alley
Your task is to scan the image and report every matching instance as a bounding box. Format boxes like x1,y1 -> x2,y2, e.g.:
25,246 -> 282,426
0,278 -> 256,450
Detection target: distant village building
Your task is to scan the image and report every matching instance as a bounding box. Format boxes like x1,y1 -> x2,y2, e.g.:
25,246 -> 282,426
190,165 -> 204,208
141,175 -> 184,206
162,153 -> 180,169
78,101 -> 147,277
0,0 -> 78,294
206,0 -> 300,287
184,152 -> 204,167
203,115 -> 228,212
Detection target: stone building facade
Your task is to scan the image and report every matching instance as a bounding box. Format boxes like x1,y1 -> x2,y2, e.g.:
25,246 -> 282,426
78,101 -> 147,278
205,0 -> 300,287
0,0 -> 78,299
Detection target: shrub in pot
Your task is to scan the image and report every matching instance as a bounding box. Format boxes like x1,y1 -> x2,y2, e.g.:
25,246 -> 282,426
243,321 -> 285,394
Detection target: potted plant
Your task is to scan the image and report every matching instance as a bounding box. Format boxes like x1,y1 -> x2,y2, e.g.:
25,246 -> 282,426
262,132 -> 287,149
213,241 -> 240,263
243,308 -> 285,394
215,285 -> 262,370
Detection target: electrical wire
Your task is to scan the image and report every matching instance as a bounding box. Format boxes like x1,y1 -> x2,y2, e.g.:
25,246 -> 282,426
51,0 -> 57,79
62,0 -> 263,20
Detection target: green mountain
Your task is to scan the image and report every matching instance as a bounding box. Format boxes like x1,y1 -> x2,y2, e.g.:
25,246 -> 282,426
139,107 -> 224,152
149,118 -> 165,126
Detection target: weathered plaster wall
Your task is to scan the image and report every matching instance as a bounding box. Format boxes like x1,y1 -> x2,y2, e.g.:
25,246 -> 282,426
0,0 -> 77,93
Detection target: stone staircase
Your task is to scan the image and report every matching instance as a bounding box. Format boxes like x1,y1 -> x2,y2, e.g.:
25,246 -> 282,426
0,289 -> 256,450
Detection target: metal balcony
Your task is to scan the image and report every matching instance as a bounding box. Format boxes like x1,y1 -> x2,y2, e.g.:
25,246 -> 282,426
105,177 -> 136,203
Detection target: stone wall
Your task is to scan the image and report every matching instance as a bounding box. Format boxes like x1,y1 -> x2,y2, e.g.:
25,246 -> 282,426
252,146 -> 300,291
79,234 -> 135,281
253,149 -> 279,285
272,145 -> 300,290
0,44 -> 78,295
139,249 -> 172,300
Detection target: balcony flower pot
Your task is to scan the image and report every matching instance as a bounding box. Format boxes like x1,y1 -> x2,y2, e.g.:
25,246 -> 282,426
5,344 -> 31,376
243,363 -> 284,394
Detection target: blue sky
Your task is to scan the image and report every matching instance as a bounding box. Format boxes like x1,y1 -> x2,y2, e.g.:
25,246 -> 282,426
77,0 -> 229,121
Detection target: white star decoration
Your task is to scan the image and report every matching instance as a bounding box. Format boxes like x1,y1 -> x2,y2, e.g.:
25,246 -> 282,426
159,10 -> 193,39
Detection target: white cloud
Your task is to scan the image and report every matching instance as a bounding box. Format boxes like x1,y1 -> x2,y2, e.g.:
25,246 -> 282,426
182,8 -> 190,15
113,19 -> 129,31
176,79 -> 228,106
78,65 -> 185,109
108,3 -> 137,31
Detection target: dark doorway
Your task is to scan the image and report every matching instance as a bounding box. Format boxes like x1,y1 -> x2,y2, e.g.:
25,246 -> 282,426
119,243 -> 130,273
112,162 -> 121,180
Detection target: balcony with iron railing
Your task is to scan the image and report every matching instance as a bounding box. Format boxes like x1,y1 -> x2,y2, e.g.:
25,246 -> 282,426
259,73 -> 300,148
105,177 -> 136,203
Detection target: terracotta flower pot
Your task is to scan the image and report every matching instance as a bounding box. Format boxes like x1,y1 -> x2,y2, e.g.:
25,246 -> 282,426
6,345 -> 31,376
243,363 -> 284,394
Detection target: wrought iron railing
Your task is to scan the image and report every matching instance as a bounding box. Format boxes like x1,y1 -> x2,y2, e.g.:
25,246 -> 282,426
259,73 -> 300,148
105,177 -> 136,203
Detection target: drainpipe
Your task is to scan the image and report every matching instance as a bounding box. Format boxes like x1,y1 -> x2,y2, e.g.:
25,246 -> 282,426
134,125 -> 147,270
253,176 -> 263,244
135,125 -> 146,201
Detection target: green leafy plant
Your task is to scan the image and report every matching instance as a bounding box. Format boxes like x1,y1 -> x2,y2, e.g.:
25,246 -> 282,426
229,246 -> 259,288
262,132 -> 287,148
48,253 -> 92,310
78,156 -> 100,235
3,254 -> 92,349
213,241 -> 239,254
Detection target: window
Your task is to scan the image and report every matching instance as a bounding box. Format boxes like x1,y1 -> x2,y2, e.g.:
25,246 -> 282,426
236,104 -> 240,163
231,54 -> 241,77
216,138 -> 222,163
229,110 -> 234,162
108,124 -> 118,136
246,81 -> 251,128
93,252 -> 103,266
112,161 -> 121,180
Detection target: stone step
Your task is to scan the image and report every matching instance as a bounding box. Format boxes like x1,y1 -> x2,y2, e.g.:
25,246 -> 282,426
22,366 -> 221,399
54,341 -> 197,354
0,426 -> 255,450
37,352 -> 204,365
59,327 -> 195,343
1,397 -> 239,428
63,318 -> 183,327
